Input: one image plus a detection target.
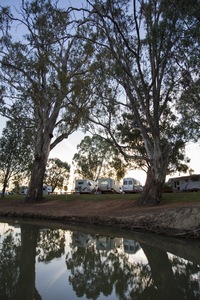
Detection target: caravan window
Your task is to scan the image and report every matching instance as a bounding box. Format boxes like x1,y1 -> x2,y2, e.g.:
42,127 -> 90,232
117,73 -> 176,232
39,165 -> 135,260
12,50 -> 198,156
77,181 -> 84,185
124,180 -> 133,185
101,180 -> 108,185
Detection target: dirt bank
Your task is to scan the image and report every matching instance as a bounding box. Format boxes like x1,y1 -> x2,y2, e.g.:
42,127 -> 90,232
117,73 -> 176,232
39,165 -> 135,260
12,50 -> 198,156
0,198 -> 200,238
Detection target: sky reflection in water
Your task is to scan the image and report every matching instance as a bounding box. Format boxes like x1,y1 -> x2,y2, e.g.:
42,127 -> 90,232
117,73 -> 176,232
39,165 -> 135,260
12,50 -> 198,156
0,220 -> 200,300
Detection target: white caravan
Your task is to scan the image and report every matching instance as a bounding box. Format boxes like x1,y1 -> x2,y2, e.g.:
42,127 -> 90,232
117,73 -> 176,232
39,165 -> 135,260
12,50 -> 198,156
97,178 -> 121,193
122,178 -> 143,193
19,185 -> 52,195
75,179 -> 97,194
43,185 -> 52,195
19,186 -> 28,195
168,174 -> 200,192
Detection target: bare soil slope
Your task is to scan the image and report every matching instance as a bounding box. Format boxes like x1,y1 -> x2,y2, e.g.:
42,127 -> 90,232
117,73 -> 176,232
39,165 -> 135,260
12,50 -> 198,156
0,198 -> 200,238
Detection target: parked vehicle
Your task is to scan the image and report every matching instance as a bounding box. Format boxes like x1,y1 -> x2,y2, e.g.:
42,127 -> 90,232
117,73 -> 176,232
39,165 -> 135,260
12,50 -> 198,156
168,174 -> 200,192
19,186 -> 28,195
75,179 -> 97,194
19,185 -> 52,195
122,178 -> 143,193
43,185 -> 52,195
97,178 -> 121,194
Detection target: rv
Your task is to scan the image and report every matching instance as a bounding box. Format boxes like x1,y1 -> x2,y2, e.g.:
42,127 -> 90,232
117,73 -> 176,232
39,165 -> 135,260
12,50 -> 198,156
19,186 -> 28,195
122,178 -> 143,193
43,185 -> 52,195
19,185 -> 52,195
97,178 -> 121,194
75,179 -> 97,194
168,174 -> 200,192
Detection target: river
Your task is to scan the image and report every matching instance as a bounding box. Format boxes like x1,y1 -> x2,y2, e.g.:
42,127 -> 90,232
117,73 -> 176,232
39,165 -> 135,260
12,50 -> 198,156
0,219 -> 200,299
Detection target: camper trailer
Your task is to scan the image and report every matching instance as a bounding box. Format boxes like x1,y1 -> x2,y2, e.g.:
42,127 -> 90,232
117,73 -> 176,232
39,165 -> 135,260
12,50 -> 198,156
75,179 -> 97,194
122,178 -> 143,193
168,174 -> 200,192
43,185 -> 52,195
18,186 -> 28,195
19,185 -> 52,195
97,178 -> 121,193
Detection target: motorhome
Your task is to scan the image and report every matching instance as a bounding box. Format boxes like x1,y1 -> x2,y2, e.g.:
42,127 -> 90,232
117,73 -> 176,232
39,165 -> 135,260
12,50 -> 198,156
75,179 -> 97,194
97,178 -> 121,193
168,174 -> 200,192
122,178 -> 143,193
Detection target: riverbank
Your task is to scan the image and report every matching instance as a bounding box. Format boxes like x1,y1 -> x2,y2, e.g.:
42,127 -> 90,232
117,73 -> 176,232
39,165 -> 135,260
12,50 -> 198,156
0,197 -> 200,238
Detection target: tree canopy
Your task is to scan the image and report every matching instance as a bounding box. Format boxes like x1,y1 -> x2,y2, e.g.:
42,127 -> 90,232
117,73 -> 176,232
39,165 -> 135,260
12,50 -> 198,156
0,0 -> 199,204
0,120 -> 34,197
44,158 -> 70,192
77,0 -> 200,204
0,0 -> 97,202
73,135 -> 128,181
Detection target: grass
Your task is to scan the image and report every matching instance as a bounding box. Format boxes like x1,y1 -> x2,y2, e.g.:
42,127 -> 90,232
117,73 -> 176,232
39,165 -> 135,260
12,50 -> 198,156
46,193 -> 140,202
162,191 -> 200,204
2,191 -> 200,204
48,191 -> 200,205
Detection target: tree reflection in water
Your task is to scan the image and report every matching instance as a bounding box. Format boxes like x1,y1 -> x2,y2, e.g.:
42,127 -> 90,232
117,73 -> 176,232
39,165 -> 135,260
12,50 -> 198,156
66,232 -> 200,300
0,223 -> 65,300
0,221 -> 200,300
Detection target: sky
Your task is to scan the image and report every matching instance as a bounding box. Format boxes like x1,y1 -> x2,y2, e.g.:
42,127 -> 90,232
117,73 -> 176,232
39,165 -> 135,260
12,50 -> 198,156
0,0 -> 200,187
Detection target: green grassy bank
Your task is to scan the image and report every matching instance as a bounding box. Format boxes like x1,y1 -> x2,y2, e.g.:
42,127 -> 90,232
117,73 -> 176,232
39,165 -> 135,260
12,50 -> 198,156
49,191 -> 200,204
2,191 -> 200,204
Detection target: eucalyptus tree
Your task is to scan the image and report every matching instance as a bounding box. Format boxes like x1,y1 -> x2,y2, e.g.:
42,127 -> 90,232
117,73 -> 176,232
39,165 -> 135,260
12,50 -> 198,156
0,121 -> 34,198
82,0 -> 200,205
44,158 -> 70,192
177,79 -> 200,140
0,0 -> 96,202
73,135 -> 128,181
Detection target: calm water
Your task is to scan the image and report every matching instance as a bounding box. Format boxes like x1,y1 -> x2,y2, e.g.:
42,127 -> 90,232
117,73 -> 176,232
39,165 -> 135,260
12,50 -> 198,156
0,219 -> 200,300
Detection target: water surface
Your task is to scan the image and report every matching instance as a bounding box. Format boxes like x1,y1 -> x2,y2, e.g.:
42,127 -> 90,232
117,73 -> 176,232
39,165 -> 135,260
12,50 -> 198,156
0,219 -> 200,299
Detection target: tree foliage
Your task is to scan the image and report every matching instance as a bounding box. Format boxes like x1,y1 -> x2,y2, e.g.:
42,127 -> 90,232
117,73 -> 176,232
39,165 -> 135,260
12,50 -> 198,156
73,135 -> 128,181
44,158 -> 70,192
177,78 -> 200,140
80,0 -> 200,204
0,121 -> 34,197
0,0 -> 97,202
0,0 -> 199,204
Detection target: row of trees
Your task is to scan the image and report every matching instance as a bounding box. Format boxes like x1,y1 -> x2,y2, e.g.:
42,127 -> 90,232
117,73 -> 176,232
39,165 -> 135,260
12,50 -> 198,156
0,121 -> 70,195
0,121 -> 129,195
0,126 -> 130,196
73,135 -> 130,181
0,0 -> 199,204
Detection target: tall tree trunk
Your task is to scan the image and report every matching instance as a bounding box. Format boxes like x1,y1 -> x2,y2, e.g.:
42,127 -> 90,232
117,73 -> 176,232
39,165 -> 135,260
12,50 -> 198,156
138,165 -> 165,205
138,141 -> 170,206
1,165 -> 11,199
25,128 -> 52,203
1,174 -> 8,199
